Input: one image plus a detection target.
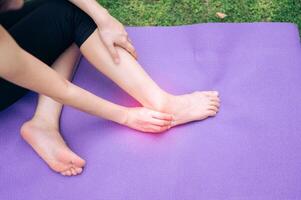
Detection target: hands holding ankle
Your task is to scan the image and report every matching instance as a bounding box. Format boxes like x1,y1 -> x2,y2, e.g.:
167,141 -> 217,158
123,107 -> 173,133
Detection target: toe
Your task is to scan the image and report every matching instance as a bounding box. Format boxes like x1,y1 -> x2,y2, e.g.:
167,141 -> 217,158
204,91 -> 218,96
210,100 -> 220,108
210,96 -> 220,102
61,171 -> 67,176
209,97 -> 220,104
203,91 -> 213,96
203,92 -> 218,99
70,156 -> 86,168
209,91 -> 219,96
70,167 -> 77,176
75,167 -> 83,174
209,105 -> 218,112
65,170 -> 72,176
208,110 -> 217,117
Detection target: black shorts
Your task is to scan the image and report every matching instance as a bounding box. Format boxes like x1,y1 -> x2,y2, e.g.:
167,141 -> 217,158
0,0 -> 97,111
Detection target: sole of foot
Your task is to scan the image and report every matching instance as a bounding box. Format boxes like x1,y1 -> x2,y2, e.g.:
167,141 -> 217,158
20,119 -> 85,176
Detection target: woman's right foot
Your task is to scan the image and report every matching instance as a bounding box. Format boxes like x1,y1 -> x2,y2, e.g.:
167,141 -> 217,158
161,91 -> 220,127
20,118 -> 85,176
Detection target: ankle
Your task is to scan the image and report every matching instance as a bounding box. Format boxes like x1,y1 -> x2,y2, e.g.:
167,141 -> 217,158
30,115 -> 60,130
147,92 -> 173,112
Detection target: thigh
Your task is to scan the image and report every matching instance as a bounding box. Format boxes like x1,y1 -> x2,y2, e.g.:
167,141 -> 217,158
0,0 -> 49,29
0,0 -> 96,111
7,0 -> 96,66
0,1 -> 71,112
8,1 -> 75,66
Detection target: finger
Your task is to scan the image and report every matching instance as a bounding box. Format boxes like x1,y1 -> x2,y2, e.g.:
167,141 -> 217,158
150,118 -> 172,127
117,36 -> 137,59
125,42 -> 137,59
126,41 -> 138,60
126,35 -> 137,52
126,36 -> 138,59
147,125 -> 169,133
105,41 -> 120,64
151,111 -> 173,121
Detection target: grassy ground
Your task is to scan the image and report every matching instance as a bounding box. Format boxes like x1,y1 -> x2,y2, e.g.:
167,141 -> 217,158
98,0 -> 301,36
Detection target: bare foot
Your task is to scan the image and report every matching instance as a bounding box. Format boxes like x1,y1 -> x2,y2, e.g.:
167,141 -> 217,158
20,118 -> 85,176
162,91 -> 220,127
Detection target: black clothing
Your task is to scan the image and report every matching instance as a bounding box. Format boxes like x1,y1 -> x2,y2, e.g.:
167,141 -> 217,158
0,0 -> 97,111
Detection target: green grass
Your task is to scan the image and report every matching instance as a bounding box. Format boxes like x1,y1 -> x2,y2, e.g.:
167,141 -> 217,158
97,0 -> 301,36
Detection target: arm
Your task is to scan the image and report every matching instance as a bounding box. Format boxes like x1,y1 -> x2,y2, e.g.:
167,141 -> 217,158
68,0 -> 137,63
0,26 -> 172,132
0,25 -> 126,124
68,0 -> 109,26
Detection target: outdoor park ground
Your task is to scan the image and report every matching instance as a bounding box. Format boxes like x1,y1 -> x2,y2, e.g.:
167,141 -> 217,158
98,0 -> 301,37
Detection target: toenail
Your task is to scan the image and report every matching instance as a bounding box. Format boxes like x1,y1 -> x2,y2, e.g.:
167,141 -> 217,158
75,168 -> 83,174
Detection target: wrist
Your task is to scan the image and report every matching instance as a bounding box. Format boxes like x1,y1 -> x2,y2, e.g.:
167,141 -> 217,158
114,107 -> 129,126
94,8 -> 110,27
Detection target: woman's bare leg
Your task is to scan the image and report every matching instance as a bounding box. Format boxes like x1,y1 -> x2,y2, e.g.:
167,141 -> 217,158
80,31 -> 220,127
20,44 -> 85,176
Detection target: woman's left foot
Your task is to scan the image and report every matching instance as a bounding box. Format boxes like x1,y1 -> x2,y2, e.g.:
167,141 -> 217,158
159,91 -> 220,127
20,118 -> 85,176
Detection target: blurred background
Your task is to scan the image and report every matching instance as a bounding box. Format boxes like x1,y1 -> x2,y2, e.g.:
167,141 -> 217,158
98,0 -> 301,36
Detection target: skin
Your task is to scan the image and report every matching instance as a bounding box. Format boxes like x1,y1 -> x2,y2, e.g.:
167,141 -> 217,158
68,0 -> 138,63
0,0 -> 23,11
80,30 -> 221,128
1,0 -> 220,176
0,27 -> 173,175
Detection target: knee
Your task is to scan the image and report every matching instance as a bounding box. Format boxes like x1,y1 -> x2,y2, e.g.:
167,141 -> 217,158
40,0 -> 75,14
40,0 -> 96,47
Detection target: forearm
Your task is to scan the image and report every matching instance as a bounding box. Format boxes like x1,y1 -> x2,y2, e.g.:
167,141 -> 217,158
68,0 -> 109,26
13,50 -> 127,124
61,82 -> 128,123
0,26 -> 127,124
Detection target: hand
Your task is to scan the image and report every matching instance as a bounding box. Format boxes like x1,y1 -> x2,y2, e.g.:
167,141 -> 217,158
124,107 -> 173,133
97,14 -> 137,64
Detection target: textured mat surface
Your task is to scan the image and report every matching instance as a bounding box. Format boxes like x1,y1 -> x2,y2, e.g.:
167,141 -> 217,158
1,23 -> 301,200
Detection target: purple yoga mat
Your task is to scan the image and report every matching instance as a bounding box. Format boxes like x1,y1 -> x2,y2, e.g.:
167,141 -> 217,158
1,22 -> 301,200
